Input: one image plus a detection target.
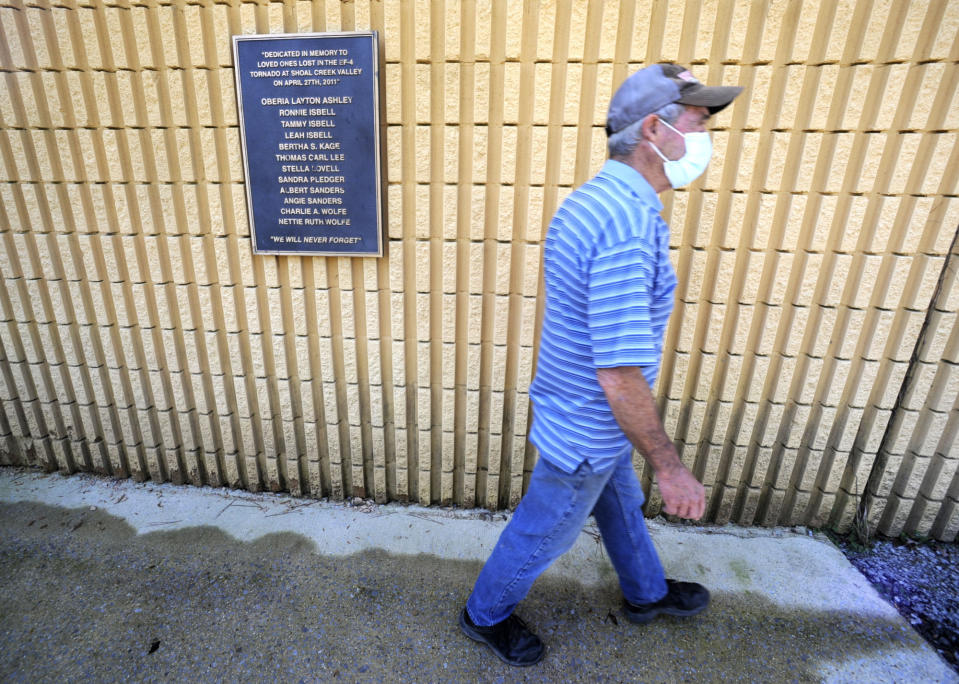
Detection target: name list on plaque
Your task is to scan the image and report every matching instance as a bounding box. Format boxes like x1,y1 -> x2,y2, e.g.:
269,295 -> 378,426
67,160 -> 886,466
233,32 -> 383,256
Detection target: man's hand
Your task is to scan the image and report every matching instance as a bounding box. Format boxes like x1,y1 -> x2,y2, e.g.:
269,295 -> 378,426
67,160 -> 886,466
656,460 -> 706,520
597,366 -> 706,520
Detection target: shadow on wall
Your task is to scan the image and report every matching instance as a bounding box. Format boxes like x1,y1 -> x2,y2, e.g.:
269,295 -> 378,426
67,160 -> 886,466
0,502 -> 926,682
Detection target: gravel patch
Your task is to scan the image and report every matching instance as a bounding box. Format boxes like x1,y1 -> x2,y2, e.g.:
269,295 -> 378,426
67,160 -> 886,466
833,534 -> 959,673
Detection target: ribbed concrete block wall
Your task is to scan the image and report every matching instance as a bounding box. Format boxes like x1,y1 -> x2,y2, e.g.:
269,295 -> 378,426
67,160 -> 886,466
863,231 -> 959,540
0,0 -> 957,539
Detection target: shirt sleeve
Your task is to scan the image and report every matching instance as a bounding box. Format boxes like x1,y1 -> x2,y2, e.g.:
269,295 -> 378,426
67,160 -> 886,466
587,238 -> 662,368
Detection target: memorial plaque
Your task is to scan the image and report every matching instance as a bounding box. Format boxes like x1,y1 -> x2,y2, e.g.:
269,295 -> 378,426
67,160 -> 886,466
233,32 -> 383,256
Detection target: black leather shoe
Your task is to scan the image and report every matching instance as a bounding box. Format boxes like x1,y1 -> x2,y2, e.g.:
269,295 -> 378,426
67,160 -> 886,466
623,579 -> 710,624
459,608 -> 545,666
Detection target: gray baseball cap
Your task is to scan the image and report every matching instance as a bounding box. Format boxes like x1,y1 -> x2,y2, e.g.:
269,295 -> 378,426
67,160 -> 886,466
605,63 -> 743,136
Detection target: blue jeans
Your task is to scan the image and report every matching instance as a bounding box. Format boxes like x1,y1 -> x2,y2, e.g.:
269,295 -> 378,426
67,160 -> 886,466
466,450 -> 668,626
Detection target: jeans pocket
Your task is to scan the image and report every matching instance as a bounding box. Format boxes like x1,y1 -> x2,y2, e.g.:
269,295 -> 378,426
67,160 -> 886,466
539,455 -> 592,479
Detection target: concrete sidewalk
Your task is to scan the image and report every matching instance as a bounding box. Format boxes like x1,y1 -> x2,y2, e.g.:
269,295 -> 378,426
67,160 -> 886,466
1,467 -> 955,683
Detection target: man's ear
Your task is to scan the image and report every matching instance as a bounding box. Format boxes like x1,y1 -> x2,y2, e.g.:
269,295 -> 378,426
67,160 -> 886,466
640,114 -> 659,142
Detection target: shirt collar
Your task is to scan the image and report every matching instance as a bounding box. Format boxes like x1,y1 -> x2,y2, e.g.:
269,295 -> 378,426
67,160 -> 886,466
598,159 -> 663,212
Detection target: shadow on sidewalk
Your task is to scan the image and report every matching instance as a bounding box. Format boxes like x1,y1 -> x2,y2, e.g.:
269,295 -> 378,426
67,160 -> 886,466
1,502 -> 926,682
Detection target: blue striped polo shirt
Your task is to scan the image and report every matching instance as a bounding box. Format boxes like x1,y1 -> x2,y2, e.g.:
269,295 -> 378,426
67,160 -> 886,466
529,159 -> 677,473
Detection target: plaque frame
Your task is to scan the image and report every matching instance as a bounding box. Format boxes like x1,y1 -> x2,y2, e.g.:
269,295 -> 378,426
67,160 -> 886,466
233,31 -> 384,257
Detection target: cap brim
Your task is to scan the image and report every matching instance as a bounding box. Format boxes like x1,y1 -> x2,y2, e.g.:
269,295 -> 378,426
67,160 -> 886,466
678,85 -> 744,115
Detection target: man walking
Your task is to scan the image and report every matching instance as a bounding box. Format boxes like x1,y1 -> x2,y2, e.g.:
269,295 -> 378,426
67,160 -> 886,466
459,63 -> 743,666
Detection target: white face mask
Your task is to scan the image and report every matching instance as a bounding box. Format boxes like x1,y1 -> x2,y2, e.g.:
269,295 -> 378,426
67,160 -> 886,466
648,119 -> 712,188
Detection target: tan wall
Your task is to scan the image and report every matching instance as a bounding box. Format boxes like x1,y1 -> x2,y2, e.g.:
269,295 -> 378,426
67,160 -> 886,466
1,0 -> 957,539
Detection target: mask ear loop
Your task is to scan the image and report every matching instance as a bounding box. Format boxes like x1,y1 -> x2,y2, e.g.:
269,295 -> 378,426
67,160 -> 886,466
647,116 -> 684,163
657,118 -> 685,138
648,139 -> 670,163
